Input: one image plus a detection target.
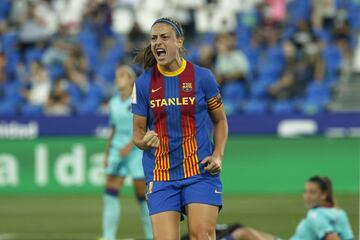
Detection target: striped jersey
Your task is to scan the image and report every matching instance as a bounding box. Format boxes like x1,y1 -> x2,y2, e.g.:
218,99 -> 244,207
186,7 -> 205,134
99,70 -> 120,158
132,59 -> 222,182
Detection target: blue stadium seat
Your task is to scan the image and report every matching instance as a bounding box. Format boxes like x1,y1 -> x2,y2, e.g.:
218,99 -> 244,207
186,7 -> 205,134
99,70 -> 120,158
266,45 -> 285,65
0,0 -> 11,20
0,101 -> 17,116
103,42 -> 124,65
5,51 -> 20,74
271,100 -> 295,114
25,48 -> 44,65
47,63 -> 65,80
347,1 -> 360,31
97,63 -> 116,82
221,82 -> 246,115
257,62 -> 283,82
72,82 -> 103,115
21,104 -> 43,116
314,29 -> 331,44
306,81 -> 330,104
1,82 -> 21,115
242,99 -> 267,114
300,81 -> 330,114
2,32 -> 18,52
323,44 -> 342,73
250,79 -> 271,99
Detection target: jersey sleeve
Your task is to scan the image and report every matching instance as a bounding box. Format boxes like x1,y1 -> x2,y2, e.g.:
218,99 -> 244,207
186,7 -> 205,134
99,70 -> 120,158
307,211 -> 335,239
339,210 -> 354,239
131,78 -> 148,117
201,68 -> 222,112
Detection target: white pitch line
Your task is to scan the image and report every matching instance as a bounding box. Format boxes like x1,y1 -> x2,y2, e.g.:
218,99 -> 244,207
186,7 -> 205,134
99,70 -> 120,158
0,234 -> 15,240
0,233 -> 141,240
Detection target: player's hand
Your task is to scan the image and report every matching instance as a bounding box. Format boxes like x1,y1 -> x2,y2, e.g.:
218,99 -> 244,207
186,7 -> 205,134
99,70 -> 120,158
119,143 -> 132,158
103,155 -> 108,168
201,155 -> 222,175
143,130 -> 160,149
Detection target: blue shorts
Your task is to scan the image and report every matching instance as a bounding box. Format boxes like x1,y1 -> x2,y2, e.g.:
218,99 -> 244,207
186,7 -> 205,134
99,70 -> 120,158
146,173 -> 222,216
106,147 -> 145,179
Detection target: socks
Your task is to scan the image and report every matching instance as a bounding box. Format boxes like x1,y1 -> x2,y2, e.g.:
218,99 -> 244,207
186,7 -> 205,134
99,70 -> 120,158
103,188 -> 120,240
137,195 -> 153,240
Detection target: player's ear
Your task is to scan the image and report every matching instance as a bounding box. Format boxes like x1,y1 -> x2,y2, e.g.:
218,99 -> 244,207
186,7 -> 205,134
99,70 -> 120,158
320,192 -> 327,201
176,37 -> 184,48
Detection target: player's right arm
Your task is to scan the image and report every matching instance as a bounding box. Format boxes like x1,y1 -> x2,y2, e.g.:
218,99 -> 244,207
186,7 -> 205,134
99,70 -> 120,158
131,74 -> 159,150
104,127 -> 115,167
133,114 -> 159,150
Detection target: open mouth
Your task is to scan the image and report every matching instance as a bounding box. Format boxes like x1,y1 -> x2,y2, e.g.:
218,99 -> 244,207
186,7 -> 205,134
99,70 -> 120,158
156,48 -> 166,58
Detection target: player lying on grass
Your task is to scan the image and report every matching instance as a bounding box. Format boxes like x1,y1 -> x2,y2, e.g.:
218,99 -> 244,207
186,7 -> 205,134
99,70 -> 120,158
216,176 -> 354,240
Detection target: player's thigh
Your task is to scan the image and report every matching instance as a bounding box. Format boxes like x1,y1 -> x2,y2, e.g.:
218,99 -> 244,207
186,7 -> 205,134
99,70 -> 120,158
127,149 -> 145,179
146,181 -> 182,216
106,147 -> 128,180
151,211 -> 181,240
105,148 -> 127,189
133,179 -> 146,197
231,227 -> 276,240
185,203 -> 218,239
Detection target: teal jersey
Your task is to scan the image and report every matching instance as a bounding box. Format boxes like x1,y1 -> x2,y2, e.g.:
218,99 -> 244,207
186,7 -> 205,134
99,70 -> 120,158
290,207 -> 354,240
109,94 -> 133,149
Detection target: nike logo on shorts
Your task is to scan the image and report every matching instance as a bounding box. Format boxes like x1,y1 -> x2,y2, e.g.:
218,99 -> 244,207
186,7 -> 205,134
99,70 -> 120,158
214,189 -> 222,194
151,87 -> 162,93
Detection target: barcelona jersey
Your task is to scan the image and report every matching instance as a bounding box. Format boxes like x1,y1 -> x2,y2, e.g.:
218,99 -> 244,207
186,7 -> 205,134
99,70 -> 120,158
132,59 -> 222,182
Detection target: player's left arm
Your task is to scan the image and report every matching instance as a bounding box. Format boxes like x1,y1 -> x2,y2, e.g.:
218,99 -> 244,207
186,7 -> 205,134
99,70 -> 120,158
324,232 -> 340,240
201,106 -> 228,174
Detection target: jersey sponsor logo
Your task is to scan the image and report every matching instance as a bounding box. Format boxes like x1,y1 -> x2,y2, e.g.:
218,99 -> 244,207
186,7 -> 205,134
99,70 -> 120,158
151,87 -> 162,93
150,97 -> 195,108
182,82 -> 192,92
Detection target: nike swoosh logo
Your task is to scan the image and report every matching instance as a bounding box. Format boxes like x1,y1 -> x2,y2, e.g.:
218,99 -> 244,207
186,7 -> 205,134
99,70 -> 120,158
151,87 -> 162,93
214,189 -> 222,194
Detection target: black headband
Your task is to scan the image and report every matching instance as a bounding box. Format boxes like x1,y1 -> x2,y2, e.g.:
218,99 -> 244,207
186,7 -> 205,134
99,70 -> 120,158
152,17 -> 184,38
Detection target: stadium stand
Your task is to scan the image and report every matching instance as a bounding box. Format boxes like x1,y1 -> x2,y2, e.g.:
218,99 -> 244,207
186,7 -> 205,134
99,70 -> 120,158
0,0 -> 359,116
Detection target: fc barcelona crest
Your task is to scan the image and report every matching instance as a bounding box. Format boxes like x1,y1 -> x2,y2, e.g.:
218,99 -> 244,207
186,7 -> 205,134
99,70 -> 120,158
182,82 -> 192,92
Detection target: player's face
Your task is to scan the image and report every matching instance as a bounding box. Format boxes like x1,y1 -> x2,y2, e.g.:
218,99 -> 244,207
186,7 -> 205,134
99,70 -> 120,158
150,23 -> 183,68
303,182 -> 327,208
115,68 -> 133,90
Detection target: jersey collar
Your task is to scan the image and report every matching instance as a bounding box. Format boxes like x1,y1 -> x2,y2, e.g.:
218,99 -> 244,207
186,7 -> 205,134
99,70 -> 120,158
157,58 -> 187,77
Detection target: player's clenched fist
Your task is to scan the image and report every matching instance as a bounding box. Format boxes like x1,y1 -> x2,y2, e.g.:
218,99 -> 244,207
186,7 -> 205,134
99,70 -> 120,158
201,155 -> 222,175
143,130 -> 160,149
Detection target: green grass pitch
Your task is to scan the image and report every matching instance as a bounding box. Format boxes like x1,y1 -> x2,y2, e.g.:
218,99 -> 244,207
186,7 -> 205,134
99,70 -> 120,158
0,194 -> 357,239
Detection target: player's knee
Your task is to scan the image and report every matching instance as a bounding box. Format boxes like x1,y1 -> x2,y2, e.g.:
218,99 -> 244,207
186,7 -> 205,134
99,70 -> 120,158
188,224 -> 215,240
231,227 -> 252,240
136,194 -> 146,203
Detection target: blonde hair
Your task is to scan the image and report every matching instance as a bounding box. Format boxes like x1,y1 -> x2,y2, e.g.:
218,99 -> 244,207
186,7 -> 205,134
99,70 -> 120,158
117,65 -> 136,80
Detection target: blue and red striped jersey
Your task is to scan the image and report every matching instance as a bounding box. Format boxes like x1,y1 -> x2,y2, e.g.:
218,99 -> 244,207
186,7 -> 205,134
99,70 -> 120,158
132,59 -> 222,182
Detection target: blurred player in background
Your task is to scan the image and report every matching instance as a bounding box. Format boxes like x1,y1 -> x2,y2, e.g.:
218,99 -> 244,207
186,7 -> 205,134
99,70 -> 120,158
132,17 -> 228,240
215,176 -> 354,240
101,65 -> 152,240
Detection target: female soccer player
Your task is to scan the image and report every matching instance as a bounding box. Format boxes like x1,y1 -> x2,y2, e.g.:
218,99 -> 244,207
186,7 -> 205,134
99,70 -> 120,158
102,65 -> 152,240
227,176 -> 354,240
132,17 -> 228,240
